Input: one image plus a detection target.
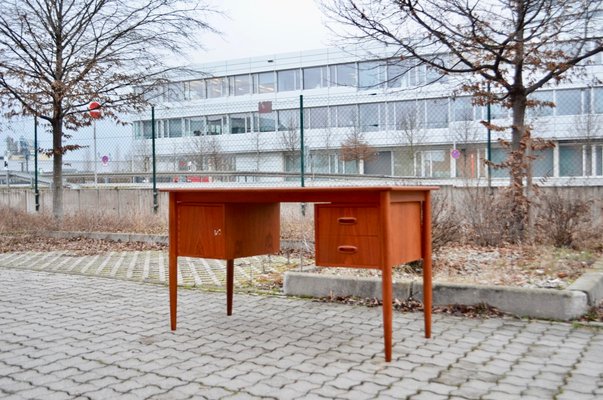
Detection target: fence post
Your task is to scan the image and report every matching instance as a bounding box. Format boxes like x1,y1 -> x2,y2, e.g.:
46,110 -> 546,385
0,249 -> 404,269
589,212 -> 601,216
487,82 -> 492,189
34,116 -> 39,212
299,94 -> 305,187
152,106 -> 158,213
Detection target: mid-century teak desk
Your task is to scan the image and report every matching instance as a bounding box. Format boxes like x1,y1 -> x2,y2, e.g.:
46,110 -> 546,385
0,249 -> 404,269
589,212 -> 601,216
163,186 -> 437,362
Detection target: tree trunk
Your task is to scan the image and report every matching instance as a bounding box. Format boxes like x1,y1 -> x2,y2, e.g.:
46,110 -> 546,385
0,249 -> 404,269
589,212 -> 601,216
509,91 -> 529,242
51,116 -> 64,222
508,1 -> 529,243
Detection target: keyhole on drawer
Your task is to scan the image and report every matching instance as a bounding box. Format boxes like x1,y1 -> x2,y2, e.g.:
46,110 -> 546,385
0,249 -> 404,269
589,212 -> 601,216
213,228 -> 222,236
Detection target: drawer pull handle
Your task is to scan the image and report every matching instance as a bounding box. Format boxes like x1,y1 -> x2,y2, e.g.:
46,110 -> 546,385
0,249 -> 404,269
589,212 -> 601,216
337,245 -> 358,254
337,217 -> 357,225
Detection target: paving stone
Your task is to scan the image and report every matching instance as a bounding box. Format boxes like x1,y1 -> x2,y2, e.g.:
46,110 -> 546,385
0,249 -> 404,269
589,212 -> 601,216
16,386 -> 71,400
409,391 -> 448,400
1,267 -> 603,400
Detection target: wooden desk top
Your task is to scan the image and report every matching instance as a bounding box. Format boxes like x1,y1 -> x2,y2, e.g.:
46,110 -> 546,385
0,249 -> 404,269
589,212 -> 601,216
161,186 -> 438,203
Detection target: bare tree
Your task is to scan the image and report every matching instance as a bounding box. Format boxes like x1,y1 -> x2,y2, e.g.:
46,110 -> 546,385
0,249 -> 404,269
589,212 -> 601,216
0,0 -> 219,219
189,135 -> 218,171
393,104 -> 426,176
189,134 -> 227,173
252,132 -> 266,173
322,0 -> 603,241
340,127 -> 376,174
281,125 -> 301,171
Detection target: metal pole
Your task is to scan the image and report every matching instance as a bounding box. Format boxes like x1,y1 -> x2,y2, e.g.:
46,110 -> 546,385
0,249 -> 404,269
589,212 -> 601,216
151,106 -> 158,213
93,119 -> 98,186
487,82 -> 492,189
34,116 -> 39,212
299,94 -> 305,187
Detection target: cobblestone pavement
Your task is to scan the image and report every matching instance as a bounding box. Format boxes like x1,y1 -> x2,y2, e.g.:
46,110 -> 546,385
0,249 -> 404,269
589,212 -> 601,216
1,267 -> 603,400
0,251 -> 298,290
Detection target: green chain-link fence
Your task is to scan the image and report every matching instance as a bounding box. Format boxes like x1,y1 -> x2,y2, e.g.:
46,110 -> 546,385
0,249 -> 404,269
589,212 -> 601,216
3,89 -> 603,192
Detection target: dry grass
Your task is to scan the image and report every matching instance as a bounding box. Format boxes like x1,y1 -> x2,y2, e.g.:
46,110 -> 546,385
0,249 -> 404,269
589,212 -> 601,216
0,208 -> 167,235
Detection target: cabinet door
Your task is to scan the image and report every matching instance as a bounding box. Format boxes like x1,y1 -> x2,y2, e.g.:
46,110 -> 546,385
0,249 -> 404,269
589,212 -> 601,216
177,204 -> 226,258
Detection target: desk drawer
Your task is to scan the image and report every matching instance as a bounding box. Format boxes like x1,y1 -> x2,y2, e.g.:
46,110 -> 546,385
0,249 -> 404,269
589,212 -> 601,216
315,204 -> 381,269
315,205 -> 379,237
315,235 -> 381,268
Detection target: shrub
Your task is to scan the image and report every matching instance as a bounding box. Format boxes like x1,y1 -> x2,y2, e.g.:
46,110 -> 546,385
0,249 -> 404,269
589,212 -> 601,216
535,189 -> 599,250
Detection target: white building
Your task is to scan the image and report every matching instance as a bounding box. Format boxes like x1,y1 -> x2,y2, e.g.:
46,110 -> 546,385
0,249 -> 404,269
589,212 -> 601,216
131,47 -> 603,184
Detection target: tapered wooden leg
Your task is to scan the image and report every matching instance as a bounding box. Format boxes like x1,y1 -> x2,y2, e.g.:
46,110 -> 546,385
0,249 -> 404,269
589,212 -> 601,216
423,257 -> 432,338
169,251 -> 177,330
382,265 -> 393,362
226,259 -> 234,316
422,193 -> 433,338
168,192 -> 178,331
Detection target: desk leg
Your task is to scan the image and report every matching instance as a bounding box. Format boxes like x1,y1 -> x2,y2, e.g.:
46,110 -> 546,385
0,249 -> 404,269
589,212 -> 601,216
226,259 -> 234,316
382,265 -> 393,362
380,191 -> 393,362
422,194 -> 433,338
169,252 -> 177,330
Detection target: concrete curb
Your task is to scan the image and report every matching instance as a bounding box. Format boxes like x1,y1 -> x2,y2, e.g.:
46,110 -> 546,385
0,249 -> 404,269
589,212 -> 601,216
42,231 -> 603,320
283,271 -> 603,321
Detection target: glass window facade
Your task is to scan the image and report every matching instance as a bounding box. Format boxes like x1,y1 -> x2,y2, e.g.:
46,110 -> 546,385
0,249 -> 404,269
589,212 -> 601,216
390,100 -> 425,131
277,69 -> 301,92
207,115 -> 225,135
559,144 -> 583,176
256,72 -> 276,94
594,88 -> 603,113
425,98 -> 448,128
231,75 -> 251,96
532,148 -> 554,177
254,111 -> 276,132
187,80 -> 206,100
332,105 -> 357,127
168,118 -> 182,137
358,61 -> 383,90
359,103 -> 381,131
386,61 -> 405,88
304,107 -> 329,129
330,63 -> 356,87
230,113 -> 252,134
166,83 -> 184,101
556,89 -> 582,116
452,97 -> 473,121
528,91 -> 554,117
142,120 -> 153,139
186,117 -> 205,136
303,66 -> 328,89
207,78 -> 225,98
278,109 -> 299,131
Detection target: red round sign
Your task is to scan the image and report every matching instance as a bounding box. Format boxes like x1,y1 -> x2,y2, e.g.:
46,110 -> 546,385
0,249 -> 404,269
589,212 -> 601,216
89,101 -> 101,119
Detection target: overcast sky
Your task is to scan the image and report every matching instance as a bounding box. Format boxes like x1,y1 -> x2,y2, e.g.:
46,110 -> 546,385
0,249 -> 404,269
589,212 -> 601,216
190,0 -> 333,63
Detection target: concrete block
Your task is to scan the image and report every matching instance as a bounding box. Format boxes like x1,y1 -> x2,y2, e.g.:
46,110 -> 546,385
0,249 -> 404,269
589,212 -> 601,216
86,231 -> 113,241
413,282 -> 588,321
283,272 -> 411,300
568,272 -> 603,305
128,233 -> 168,245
